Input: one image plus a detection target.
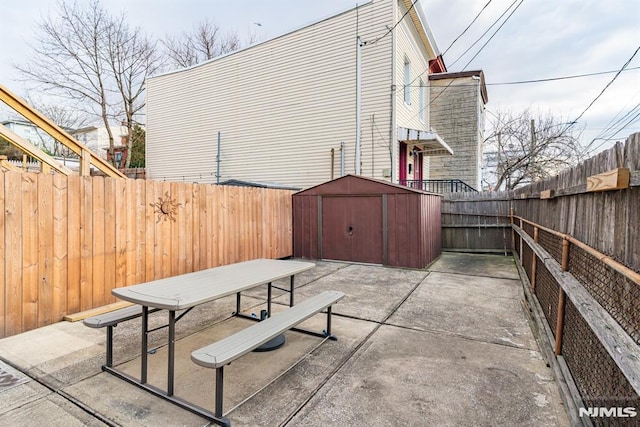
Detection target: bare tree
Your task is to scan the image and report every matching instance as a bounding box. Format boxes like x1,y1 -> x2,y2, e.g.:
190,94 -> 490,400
15,0 -> 118,161
105,15 -> 162,168
484,109 -> 585,190
162,20 -> 243,68
15,0 -> 161,167
24,97 -> 90,157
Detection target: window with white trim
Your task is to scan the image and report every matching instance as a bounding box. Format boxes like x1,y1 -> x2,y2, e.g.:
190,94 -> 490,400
404,57 -> 411,105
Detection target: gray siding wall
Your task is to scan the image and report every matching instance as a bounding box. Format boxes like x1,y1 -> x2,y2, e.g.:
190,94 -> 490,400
146,1 -> 394,189
429,76 -> 483,190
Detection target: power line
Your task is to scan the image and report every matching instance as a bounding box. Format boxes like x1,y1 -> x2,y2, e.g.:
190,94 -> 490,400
486,66 -> 640,85
442,0 -> 492,56
361,0 -> 419,46
587,109 -> 640,154
589,98 -> 640,144
570,45 -> 640,146
459,0 -> 525,70
408,0 -> 525,122
448,0 -> 521,68
407,0 -> 506,88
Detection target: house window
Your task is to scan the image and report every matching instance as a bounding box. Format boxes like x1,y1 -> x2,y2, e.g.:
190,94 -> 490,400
419,79 -> 425,122
404,57 -> 411,105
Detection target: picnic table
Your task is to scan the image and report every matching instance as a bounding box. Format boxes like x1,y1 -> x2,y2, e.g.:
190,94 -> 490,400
86,258 -> 347,425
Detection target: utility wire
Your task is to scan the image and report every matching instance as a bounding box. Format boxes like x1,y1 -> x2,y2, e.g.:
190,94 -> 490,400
587,109 -> 640,154
408,0 -> 525,122
442,0 -> 492,56
361,0 -> 419,46
485,66 -> 640,85
448,0 -> 521,68
407,0 -> 501,87
570,45 -> 640,146
589,99 -> 640,145
459,0 -> 525,70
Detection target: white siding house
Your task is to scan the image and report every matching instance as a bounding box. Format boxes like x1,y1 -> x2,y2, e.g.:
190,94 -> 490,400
146,0 -> 457,189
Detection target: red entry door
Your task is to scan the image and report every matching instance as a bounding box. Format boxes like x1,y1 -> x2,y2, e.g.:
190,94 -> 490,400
399,142 -> 407,182
321,196 -> 383,264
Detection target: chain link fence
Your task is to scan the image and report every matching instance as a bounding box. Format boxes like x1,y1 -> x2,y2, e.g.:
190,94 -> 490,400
563,299 -> 640,427
569,244 -> 640,346
514,219 -> 639,426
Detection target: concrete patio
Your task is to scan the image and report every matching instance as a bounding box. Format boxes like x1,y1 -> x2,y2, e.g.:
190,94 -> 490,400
0,252 -> 569,426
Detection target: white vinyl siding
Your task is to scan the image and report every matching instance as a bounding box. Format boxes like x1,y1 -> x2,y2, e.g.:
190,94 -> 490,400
146,1 -> 394,188
395,1 -> 432,133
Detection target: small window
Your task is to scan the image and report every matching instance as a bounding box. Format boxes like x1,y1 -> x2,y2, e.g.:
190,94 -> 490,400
404,57 -> 411,105
419,79 -> 425,122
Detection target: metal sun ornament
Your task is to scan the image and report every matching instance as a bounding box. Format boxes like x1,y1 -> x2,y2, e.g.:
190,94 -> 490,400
151,192 -> 181,223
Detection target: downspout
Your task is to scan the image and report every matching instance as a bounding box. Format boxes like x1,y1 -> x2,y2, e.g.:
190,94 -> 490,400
340,141 -> 345,176
389,1 -> 398,183
216,131 -> 221,184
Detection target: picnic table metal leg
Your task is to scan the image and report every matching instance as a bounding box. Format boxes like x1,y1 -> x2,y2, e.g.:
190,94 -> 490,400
289,276 -> 295,307
236,292 -> 241,315
215,366 -> 224,418
267,282 -> 272,317
106,325 -> 114,367
168,310 -> 176,396
326,305 -> 332,336
141,306 -> 148,384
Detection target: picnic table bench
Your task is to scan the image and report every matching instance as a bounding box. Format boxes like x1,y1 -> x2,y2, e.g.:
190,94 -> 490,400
192,290 -> 344,425
83,259 -> 344,426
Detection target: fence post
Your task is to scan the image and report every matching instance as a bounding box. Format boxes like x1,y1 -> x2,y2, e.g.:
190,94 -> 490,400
518,219 -> 523,263
510,208 -> 515,253
531,227 -> 538,291
554,237 -> 570,355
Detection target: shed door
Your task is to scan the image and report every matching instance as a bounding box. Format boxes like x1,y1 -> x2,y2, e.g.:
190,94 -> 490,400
321,196 -> 383,264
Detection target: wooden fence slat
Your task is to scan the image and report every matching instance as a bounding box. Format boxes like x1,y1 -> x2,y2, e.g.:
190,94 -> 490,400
52,173 -> 68,321
192,183 -> 200,272
178,182 -> 188,275
91,177 -> 106,307
135,179 -> 146,284
161,181 -> 172,279
125,179 -> 137,286
169,182 -> 180,276
22,173 -> 38,331
103,178 -> 116,304
4,172 -> 22,336
67,176 -> 81,314
144,179 -> 155,281
38,173 -> 53,327
114,178 -> 127,290
209,184 -> 217,268
80,176 -> 93,311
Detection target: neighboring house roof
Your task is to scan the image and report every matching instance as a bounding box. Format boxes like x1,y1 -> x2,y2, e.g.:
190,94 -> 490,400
429,70 -> 489,105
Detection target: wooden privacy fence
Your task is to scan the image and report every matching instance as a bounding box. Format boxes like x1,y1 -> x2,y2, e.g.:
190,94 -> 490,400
0,171 -> 294,338
441,133 -> 640,425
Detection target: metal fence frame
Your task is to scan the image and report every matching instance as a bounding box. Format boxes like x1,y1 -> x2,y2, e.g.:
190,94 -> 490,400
512,215 -> 640,426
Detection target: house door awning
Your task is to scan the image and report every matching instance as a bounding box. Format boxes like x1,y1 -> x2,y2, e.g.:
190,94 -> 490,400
397,127 -> 453,156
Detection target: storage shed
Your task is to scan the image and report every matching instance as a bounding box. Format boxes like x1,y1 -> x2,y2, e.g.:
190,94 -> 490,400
293,175 -> 441,269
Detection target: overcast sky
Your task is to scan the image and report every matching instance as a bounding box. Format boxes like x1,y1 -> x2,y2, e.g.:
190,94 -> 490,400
1,0 -> 639,155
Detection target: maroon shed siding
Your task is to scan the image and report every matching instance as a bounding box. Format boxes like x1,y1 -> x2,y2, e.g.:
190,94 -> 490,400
293,175 -> 441,269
